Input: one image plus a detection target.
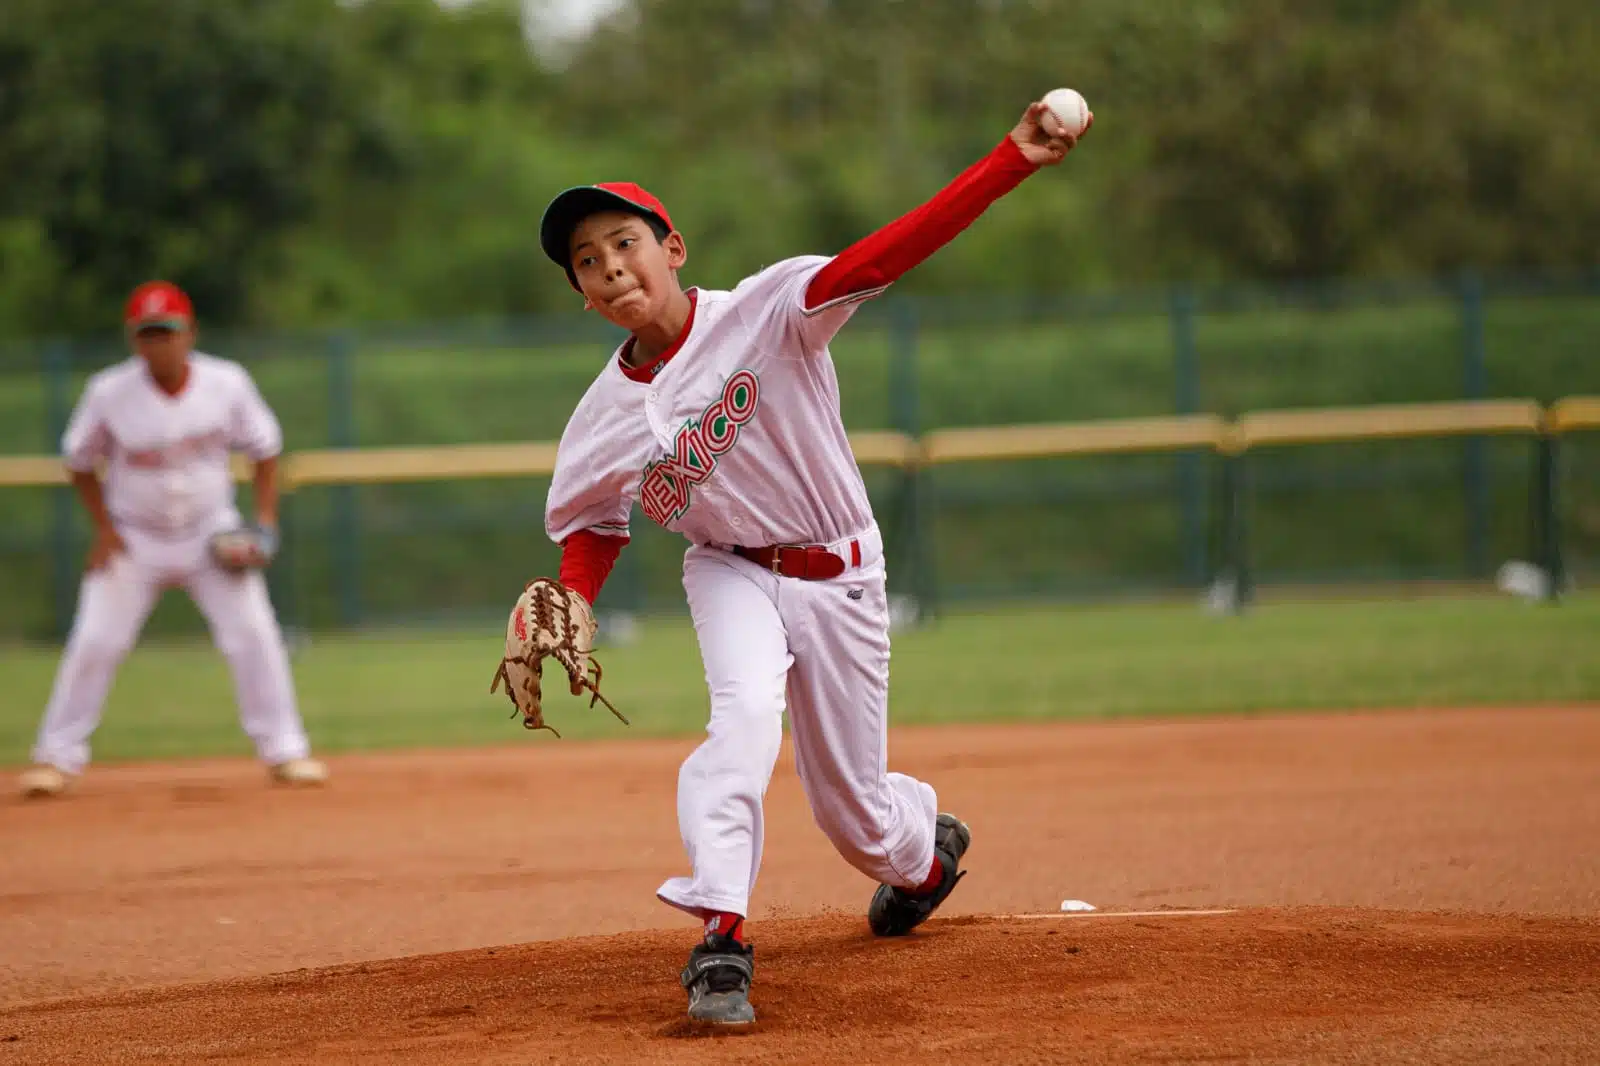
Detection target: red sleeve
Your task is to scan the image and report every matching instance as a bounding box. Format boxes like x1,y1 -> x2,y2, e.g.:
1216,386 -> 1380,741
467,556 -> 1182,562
805,137 -> 1039,309
559,528 -> 626,605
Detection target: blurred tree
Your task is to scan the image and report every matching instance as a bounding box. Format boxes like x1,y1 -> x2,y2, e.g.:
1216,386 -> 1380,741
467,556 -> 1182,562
251,0 -> 606,322
0,0 -> 1596,336
1116,0 -> 1600,279
0,0 -> 399,333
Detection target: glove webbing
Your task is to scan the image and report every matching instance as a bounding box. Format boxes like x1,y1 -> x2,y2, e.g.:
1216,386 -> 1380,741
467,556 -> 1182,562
489,578 -> 629,736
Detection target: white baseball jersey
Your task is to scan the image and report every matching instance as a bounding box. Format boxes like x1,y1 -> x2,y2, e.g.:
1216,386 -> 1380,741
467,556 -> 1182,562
62,352 -> 282,537
546,256 -> 884,548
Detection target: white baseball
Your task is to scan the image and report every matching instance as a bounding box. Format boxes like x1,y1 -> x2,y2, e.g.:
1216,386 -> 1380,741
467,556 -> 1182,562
1042,88 -> 1090,138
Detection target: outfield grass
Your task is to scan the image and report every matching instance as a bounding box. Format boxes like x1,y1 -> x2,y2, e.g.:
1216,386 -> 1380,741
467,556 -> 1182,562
1,595 -> 1594,767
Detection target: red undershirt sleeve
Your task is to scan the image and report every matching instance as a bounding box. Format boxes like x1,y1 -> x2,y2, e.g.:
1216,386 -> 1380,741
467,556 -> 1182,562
804,136 -> 1040,309
559,528 -> 626,605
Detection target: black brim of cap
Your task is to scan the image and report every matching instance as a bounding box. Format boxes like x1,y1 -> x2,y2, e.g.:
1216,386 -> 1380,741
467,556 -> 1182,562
538,186 -> 666,271
129,316 -> 189,332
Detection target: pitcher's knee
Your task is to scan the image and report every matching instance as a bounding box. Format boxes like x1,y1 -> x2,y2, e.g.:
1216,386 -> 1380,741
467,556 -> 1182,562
705,681 -> 784,745
814,805 -> 901,880
703,700 -> 783,766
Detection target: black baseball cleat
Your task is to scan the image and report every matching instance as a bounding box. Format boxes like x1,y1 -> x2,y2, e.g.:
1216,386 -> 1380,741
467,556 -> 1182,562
868,813 -> 971,937
680,932 -> 756,1026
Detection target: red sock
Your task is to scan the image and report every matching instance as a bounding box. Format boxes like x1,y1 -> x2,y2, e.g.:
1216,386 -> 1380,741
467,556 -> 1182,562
910,856 -> 945,897
705,912 -> 745,944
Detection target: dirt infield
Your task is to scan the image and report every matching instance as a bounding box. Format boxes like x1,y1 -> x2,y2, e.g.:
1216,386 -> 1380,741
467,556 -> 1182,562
3,707 -> 1598,1063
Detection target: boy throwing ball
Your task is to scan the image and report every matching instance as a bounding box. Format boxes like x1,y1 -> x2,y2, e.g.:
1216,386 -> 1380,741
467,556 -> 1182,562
522,96 -> 1091,1024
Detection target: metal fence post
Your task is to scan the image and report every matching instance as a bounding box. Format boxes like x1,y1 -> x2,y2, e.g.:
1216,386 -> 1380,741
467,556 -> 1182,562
1235,452 -> 1255,610
888,300 -> 935,619
273,487 -> 301,633
1170,287 -> 1206,586
1460,272 -> 1488,578
44,342 -> 75,641
1216,448 -> 1252,615
327,332 -> 362,627
1534,432 -> 1564,603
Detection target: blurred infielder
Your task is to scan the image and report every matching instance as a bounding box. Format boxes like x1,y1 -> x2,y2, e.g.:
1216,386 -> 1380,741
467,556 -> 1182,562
494,99 -> 1091,1024
18,282 -> 327,798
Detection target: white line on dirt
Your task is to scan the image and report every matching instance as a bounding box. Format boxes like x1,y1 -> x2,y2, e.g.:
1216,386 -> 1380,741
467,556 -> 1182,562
989,909 -> 1239,920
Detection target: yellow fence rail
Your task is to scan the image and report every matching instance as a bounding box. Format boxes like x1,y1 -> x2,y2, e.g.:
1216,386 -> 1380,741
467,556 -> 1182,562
923,414 -> 1228,465
1234,399 -> 1545,451
1548,396 -> 1600,434
1,396 -> 1591,623
3,397 -> 1591,490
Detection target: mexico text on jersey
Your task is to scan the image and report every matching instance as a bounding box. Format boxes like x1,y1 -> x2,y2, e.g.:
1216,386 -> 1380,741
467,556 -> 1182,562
639,370 -> 760,527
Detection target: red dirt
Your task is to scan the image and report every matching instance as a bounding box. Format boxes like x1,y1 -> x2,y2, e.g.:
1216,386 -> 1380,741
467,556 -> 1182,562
2,707 -> 1598,1064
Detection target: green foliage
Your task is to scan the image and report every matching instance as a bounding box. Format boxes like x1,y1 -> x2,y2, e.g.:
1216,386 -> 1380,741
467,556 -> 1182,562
1120,1 -> 1600,279
3,0 -> 1598,337
0,0 -> 401,332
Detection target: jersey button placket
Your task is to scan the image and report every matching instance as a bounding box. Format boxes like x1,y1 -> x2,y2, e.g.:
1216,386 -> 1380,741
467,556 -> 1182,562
644,389 -> 667,438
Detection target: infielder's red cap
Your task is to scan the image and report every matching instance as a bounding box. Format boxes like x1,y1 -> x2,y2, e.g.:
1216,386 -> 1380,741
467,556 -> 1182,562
539,182 -> 675,290
124,281 -> 194,330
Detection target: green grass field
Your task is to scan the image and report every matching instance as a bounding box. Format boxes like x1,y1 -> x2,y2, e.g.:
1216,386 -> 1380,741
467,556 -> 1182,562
2,595 -> 1594,767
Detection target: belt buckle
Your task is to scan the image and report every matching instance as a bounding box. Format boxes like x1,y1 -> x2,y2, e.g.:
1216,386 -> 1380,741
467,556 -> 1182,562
770,543 -> 806,575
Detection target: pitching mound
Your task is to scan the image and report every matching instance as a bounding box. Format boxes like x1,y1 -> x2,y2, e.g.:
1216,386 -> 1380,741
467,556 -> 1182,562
6,708 -> 1599,1062
4,908 -> 1597,1064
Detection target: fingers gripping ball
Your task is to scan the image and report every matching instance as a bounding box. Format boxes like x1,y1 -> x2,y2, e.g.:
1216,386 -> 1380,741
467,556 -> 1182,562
209,525 -> 278,573
489,578 -> 629,736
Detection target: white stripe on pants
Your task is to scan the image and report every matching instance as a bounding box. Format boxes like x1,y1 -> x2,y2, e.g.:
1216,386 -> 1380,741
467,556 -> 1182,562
31,530 -> 310,774
656,542 -> 937,919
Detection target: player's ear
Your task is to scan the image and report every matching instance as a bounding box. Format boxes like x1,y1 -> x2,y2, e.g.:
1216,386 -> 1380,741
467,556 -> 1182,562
663,232 -> 687,271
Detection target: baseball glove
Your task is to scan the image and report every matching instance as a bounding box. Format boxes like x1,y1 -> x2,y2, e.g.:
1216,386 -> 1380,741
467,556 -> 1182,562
489,577 -> 628,736
209,524 -> 279,573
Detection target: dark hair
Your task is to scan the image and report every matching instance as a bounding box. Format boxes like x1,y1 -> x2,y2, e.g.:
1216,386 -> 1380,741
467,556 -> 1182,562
641,213 -> 671,242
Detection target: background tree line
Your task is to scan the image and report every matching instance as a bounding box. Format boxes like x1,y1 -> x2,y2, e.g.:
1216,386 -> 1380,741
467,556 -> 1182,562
1,0 -> 1597,337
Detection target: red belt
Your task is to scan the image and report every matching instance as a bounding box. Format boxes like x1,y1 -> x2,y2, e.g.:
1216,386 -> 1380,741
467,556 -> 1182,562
732,540 -> 862,580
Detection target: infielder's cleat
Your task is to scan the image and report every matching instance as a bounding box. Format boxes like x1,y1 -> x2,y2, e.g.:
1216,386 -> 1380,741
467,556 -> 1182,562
268,758 -> 329,787
680,932 -> 756,1026
18,765 -> 71,799
868,812 -> 971,937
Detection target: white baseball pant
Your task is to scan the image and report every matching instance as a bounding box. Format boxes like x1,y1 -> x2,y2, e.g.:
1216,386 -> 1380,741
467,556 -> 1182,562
656,526 -> 937,919
30,525 -> 310,774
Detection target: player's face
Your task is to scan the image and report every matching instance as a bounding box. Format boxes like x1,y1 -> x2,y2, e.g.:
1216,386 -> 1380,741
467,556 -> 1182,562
569,211 -> 687,329
131,324 -> 194,380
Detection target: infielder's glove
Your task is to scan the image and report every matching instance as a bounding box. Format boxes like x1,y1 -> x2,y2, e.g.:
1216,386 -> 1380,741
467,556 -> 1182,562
209,524 -> 279,573
490,577 -> 628,737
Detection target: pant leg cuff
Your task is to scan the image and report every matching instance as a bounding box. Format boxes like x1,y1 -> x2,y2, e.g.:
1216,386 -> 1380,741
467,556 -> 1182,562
29,750 -> 85,776
656,879 -> 748,921
257,737 -> 311,765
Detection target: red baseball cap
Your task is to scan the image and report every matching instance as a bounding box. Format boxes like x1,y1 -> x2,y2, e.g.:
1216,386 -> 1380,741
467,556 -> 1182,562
124,281 -> 194,330
539,182 -> 675,290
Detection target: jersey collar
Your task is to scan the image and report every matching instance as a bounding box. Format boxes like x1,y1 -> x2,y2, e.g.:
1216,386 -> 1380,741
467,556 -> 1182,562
618,289 -> 697,383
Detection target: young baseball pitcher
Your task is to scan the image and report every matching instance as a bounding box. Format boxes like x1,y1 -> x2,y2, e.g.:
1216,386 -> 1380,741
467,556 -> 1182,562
18,282 -> 327,799
499,98 -> 1091,1025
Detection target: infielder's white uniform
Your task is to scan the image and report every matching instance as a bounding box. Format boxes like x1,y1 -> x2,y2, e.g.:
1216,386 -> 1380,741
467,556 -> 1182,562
547,257 -> 936,918
30,353 -> 312,774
